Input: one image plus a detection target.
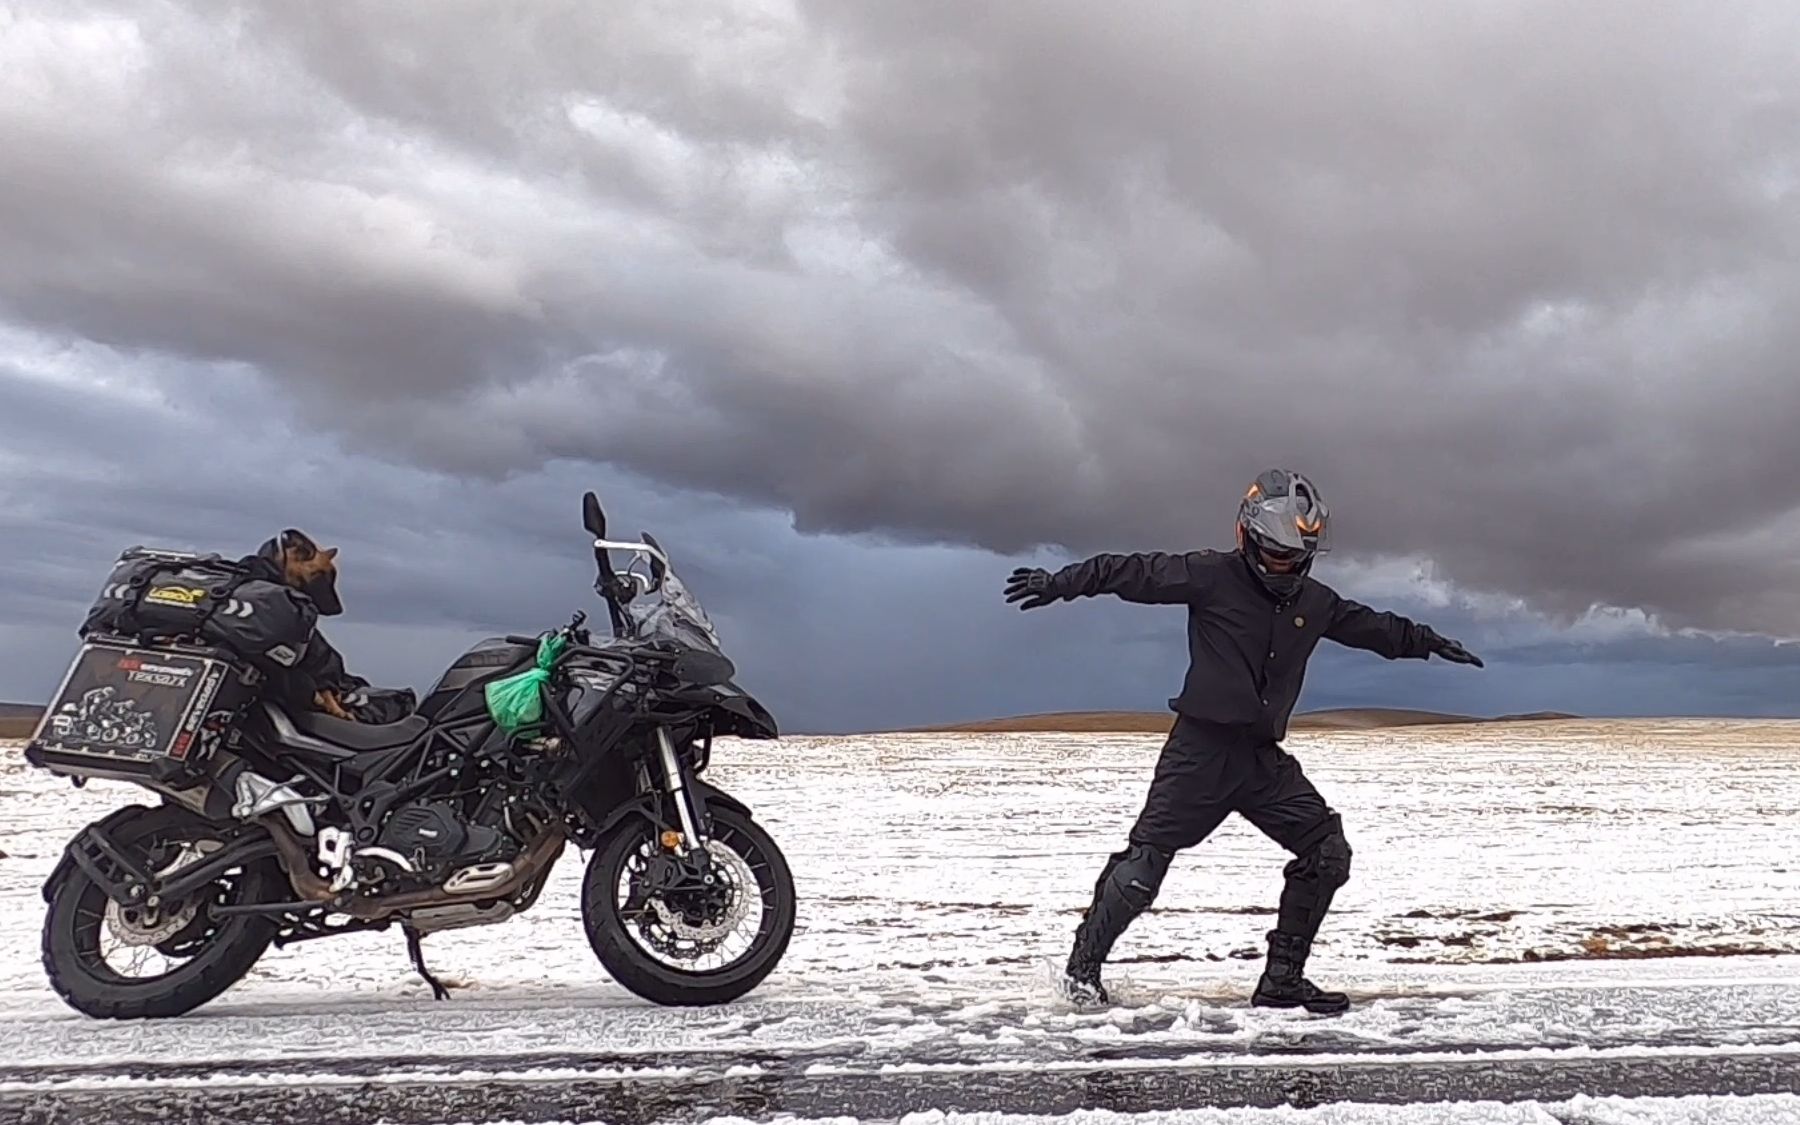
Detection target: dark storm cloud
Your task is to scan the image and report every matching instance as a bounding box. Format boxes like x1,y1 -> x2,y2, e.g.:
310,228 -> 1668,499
0,353 -> 1192,731
4,1 -> 1800,658
5,346 -> 1792,731
0,359 -> 581,628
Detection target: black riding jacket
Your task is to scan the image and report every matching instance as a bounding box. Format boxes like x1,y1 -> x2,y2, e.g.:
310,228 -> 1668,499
1050,548 -> 1441,741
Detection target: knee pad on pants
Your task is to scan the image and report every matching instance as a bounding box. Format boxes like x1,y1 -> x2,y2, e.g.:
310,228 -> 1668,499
1100,842 -> 1174,912
1282,820 -> 1352,891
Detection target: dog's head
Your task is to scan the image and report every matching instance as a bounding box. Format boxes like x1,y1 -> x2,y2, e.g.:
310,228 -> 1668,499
272,528 -> 343,616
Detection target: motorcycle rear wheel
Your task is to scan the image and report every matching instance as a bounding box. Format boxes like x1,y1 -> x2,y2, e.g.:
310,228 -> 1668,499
42,806 -> 281,1019
582,806 -> 795,1006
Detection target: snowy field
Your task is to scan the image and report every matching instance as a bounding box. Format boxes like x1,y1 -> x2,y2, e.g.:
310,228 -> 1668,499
3,719 -> 1800,1123
685,1099 -> 1800,1124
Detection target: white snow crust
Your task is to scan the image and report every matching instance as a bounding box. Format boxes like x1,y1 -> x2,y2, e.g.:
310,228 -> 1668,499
2,719 -> 1798,1090
437,1092 -> 1800,1124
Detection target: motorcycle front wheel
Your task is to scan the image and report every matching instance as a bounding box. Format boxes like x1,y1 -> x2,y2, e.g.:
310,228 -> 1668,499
581,806 -> 795,1006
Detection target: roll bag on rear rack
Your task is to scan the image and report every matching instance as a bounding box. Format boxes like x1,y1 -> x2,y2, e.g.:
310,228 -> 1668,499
81,546 -> 319,671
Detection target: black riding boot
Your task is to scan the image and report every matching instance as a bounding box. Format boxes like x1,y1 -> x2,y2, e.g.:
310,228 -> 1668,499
1252,817 -> 1352,1014
1064,915 -> 1115,1006
1062,843 -> 1171,1006
1251,930 -> 1349,1014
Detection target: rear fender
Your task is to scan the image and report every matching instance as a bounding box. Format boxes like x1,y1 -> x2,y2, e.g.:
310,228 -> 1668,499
42,804 -> 155,903
43,803 -> 277,906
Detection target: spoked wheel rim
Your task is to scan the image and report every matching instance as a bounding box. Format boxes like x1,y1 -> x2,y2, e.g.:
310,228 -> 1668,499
70,832 -> 254,985
614,822 -> 779,976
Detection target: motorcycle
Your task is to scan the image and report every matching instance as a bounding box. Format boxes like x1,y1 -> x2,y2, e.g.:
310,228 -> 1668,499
30,492 -> 796,1019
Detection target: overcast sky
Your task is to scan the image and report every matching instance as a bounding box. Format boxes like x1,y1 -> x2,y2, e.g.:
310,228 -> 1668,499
3,2 -> 1799,733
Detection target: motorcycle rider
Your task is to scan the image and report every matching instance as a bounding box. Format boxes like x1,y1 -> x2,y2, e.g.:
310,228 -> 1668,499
1004,469 -> 1484,1013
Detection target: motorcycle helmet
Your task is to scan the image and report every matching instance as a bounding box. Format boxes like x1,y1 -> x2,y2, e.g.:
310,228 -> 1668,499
1235,468 -> 1329,597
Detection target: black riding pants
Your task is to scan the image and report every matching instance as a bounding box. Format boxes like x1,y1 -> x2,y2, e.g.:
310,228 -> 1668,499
1129,717 -> 1339,860
1068,718 -> 1350,971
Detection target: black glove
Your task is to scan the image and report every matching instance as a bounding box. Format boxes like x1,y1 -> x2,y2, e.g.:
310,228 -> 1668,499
1004,567 -> 1062,610
1429,633 -> 1484,667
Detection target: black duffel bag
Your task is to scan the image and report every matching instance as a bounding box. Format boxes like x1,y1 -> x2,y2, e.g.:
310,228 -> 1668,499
82,547 -> 319,670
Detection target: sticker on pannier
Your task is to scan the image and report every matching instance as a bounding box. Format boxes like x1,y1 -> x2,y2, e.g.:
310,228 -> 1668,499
31,643 -> 231,765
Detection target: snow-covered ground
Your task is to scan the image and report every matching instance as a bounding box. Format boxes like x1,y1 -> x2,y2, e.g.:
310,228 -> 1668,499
684,1099 -> 1800,1124
3,719 -> 1799,1123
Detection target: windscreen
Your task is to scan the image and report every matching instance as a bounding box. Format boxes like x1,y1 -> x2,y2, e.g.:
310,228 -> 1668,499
625,568 -> 723,655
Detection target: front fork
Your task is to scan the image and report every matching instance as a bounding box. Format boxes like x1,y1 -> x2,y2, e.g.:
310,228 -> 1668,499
653,727 -> 708,859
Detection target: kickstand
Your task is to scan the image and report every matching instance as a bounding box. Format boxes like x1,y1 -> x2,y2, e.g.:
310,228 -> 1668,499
403,926 -> 450,1001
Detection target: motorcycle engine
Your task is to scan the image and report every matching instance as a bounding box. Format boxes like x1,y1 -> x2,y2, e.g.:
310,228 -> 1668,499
375,802 -> 515,883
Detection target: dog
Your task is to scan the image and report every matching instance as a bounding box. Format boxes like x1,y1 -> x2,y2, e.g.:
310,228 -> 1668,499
314,688 -> 356,721
267,529 -> 355,721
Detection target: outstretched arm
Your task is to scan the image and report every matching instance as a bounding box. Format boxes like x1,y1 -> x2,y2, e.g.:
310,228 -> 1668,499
1324,596 -> 1484,666
1005,551 -> 1215,609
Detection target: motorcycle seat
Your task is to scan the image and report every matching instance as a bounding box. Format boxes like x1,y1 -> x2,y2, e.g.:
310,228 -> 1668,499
261,702 -> 429,758
291,709 -> 429,752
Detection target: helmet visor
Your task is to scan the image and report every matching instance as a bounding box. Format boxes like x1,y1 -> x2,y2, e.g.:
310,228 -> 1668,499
1245,526 -> 1310,570
1255,538 -> 1306,563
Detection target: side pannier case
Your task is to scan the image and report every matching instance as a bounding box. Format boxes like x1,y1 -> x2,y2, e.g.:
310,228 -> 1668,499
24,639 -> 245,784
26,546 -> 319,784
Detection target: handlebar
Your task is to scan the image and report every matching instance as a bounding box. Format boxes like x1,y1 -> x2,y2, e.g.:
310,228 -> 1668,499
508,629 -> 674,663
591,538 -> 672,643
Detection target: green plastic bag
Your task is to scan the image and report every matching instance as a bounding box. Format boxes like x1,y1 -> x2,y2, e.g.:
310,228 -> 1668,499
484,633 -> 567,732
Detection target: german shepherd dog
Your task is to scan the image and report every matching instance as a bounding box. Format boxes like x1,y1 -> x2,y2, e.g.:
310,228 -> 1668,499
269,529 -> 355,721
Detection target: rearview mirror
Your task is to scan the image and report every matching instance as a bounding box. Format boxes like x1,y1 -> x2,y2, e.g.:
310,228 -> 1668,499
582,491 -> 607,540
641,531 -> 667,588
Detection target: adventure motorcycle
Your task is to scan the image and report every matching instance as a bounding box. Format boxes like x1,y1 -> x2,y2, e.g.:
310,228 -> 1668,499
27,492 -> 795,1019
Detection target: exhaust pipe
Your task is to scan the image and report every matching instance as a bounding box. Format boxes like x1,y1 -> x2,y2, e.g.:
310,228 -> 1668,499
342,830 -> 565,919
262,817 -> 335,902
260,818 -> 566,918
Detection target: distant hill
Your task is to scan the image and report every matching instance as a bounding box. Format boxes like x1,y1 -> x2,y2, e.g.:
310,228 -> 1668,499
0,702 -> 43,740
907,708 -> 1580,734
0,699 -> 1583,742
1292,707 -> 1580,730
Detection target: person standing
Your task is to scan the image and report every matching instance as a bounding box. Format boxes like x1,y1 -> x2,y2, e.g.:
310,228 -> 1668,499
1004,469 -> 1484,1012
